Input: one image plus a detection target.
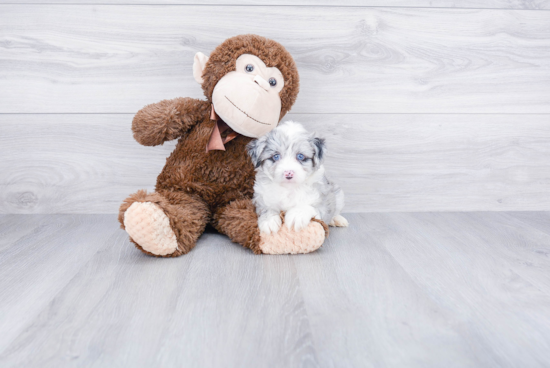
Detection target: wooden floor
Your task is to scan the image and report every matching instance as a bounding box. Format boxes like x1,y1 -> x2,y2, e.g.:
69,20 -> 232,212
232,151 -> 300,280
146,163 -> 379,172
1,212 -> 550,367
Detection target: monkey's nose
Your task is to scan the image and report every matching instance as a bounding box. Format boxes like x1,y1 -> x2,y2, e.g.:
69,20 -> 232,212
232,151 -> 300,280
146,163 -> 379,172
254,75 -> 270,91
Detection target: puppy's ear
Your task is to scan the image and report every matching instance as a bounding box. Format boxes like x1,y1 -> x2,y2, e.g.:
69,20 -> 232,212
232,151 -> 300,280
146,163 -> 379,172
310,136 -> 326,166
247,136 -> 267,168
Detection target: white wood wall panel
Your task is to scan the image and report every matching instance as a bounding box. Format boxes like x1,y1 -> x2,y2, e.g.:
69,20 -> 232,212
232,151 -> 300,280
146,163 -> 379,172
1,3 -> 549,213
2,114 -> 549,214
6,1 -> 550,9
1,6 -> 549,114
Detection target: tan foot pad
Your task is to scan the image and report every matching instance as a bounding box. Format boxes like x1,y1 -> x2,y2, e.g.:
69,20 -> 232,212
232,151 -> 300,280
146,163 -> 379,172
123,202 -> 177,256
259,220 -> 326,255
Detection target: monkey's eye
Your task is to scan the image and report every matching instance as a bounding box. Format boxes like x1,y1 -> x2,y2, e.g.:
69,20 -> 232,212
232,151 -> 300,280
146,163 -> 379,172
296,153 -> 305,161
272,154 -> 281,161
268,78 -> 277,87
245,64 -> 254,72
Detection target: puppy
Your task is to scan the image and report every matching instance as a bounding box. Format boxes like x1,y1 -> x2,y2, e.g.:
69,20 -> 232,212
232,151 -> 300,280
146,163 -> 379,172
247,120 -> 348,234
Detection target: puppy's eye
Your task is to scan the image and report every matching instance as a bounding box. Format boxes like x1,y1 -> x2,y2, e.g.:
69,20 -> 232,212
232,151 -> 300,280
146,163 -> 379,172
269,78 -> 277,87
272,154 -> 281,161
296,153 -> 305,161
245,64 -> 254,72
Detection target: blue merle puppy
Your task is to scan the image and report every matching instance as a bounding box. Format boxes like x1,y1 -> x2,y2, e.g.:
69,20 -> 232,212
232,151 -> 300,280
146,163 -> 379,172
247,121 -> 348,234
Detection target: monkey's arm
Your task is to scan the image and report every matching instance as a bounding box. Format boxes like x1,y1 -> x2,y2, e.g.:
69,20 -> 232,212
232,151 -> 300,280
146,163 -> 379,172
132,97 -> 210,146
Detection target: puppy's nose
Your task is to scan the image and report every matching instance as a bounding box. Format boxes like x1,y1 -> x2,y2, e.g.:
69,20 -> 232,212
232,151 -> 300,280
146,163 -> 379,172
284,170 -> 294,180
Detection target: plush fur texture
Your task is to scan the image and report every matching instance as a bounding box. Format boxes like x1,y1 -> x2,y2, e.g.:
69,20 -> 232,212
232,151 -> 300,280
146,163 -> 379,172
119,35 -> 327,257
248,121 -> 348,234
201,35 -> 299,121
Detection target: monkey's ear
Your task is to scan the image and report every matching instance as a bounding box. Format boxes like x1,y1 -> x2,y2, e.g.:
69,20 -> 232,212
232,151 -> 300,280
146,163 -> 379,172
193,52 -> 209,84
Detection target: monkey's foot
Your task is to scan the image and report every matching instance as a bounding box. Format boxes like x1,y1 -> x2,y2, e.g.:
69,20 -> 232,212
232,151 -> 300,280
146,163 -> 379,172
259,219 -> 328,255
123,202 -> 178,256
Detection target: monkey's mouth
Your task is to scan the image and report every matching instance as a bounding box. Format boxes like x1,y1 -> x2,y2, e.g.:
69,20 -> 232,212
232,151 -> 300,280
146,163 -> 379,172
224,96 -> 270,126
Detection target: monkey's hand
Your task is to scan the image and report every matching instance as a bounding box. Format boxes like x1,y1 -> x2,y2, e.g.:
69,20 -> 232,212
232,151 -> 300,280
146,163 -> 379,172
132,97 -> 210,146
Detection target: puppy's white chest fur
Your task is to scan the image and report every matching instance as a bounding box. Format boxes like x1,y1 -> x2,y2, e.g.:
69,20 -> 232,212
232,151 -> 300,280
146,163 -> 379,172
263,182 -> 319,212
257,166 -> 325,213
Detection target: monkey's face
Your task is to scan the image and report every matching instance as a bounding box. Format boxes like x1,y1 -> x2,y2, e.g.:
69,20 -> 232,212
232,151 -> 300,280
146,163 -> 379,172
194,53 -> 285,138
211,54 -> 284,138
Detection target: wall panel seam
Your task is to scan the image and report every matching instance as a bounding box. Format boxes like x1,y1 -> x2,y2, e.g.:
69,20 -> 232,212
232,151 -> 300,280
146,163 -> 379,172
1,3 -> 549,11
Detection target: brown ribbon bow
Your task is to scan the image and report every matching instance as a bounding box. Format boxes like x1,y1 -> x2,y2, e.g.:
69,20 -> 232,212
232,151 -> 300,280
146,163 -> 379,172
206,104 -> 239,152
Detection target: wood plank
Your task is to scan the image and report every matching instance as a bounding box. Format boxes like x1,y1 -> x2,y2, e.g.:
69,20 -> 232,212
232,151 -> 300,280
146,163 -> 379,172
505,211 -> 550,238
0,215 -> 47,252
0,217 -> 317,367
1,5 -> 549,113
2,113 -> 550,214
358,212 -> 550,366
294,216 -> 481,367
4,1 -> 550,9
0,215 -> 119,354
393,211 -> 550,296
3,213 -> 550,366
452,211 -> 550,295
0,114 -> 174,214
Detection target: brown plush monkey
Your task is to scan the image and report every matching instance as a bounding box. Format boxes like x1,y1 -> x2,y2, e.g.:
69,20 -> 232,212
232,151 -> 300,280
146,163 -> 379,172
118,35 -> 327,257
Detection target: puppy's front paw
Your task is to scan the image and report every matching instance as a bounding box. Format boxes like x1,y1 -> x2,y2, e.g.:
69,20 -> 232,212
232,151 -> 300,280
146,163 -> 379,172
285,207 -> 317,231
259,214 -> 282,235
330,214 -> 349,227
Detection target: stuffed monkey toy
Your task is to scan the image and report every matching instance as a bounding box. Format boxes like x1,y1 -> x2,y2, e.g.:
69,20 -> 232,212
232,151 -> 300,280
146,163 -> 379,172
118,34 -> 328,257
